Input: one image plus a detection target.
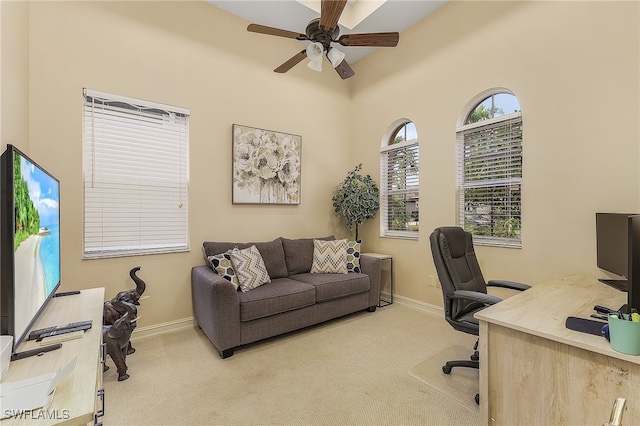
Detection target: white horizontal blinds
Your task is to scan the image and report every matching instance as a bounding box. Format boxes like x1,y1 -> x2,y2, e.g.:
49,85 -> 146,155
381,139 -> 419,235
83,89 -> 190,258
456,112 -> 522,247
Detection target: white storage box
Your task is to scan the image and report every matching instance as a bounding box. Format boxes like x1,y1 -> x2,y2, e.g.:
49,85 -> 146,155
1,335 -> 13,381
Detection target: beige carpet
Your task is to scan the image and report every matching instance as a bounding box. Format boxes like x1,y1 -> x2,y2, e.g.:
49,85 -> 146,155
408,345 -> 480,412
102,303 -> 479,425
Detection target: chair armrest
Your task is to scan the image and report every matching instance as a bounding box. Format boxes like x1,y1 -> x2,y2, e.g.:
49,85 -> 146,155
453,290 -> 502,306
487,280 -> 531,291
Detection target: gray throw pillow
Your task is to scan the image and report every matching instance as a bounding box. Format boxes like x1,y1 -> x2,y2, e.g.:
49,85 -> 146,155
229,245 -> 271,292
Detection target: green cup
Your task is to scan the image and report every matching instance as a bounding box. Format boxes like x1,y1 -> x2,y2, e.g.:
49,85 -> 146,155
608,314 -> 640,355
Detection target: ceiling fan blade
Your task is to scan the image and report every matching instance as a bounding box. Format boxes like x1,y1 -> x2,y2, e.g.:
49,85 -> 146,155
319,0 -> 347,32
338,32 -> 400,47
274,50 -> 308,73
247,24 -> 308,41
334,59 -> 355,80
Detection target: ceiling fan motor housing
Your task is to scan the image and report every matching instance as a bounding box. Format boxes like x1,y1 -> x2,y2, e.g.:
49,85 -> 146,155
306,18 -> 339,49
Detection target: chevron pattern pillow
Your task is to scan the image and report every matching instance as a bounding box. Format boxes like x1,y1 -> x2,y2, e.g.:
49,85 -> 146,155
311,239 -> 348,274
229,245 -> 271,292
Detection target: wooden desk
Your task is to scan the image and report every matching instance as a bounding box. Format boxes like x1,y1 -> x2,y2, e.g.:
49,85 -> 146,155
1,288 -> 105,425
476,275 -> 639,425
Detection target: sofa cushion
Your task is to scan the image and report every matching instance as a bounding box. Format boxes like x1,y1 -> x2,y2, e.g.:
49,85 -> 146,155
311,239 -> 348,274
238,278 -> 316,322
206,251 -> 239,289
346,239 -> 362,273
203,238 -> 288,279
292,273 -> 370,302
281,236 -> 335,275
229,245 -> 271,292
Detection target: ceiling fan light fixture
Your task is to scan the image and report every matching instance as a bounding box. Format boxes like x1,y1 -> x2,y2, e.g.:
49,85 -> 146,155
307,59 -> 323,72
306,42 -> 324,62
306,41 -> 324,72
327,48 -> 346,68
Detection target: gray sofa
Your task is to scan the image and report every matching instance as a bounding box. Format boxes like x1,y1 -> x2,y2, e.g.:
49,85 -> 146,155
191,236 -> 381,358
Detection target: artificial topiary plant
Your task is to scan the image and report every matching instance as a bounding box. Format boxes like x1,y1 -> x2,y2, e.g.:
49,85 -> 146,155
332,164 -> 380,240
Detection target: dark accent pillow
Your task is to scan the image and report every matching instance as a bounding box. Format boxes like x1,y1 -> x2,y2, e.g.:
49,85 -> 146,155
203,238 -> 288,279
206,251 -> 239,289
281,236 -> 335,275
346,239 -> 362,273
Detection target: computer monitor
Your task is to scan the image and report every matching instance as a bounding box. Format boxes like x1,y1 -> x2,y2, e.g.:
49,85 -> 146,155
595,212 -> 640,312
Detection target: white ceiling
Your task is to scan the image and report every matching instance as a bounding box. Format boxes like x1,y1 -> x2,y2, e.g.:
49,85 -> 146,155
205,0 -> 446,64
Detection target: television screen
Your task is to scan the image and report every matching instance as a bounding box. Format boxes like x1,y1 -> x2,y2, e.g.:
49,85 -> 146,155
0,145 -> 60,351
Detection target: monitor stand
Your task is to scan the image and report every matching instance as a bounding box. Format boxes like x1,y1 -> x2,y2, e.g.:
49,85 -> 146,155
598,278 -> 628,292
619,304 -> 631,314
597,279 -> 630,313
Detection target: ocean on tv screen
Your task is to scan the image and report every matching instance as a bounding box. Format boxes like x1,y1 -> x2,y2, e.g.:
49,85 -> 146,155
13,153 -> 60,338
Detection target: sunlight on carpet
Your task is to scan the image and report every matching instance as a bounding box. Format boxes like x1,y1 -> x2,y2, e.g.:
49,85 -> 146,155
408,344 -> 480,412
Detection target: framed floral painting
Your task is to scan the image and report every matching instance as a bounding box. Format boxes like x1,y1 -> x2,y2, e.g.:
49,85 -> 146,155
232,124 -> 301,205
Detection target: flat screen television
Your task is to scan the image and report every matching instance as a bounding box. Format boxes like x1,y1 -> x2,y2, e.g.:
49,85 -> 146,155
0,144 -> 61,354
596,212 -> 640,312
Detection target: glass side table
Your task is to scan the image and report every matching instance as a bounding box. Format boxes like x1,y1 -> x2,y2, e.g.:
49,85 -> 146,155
362,253 -> 393,307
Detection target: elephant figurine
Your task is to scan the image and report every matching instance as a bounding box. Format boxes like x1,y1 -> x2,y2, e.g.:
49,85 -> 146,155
103,301 -> 138,381
103,266 -> 146,354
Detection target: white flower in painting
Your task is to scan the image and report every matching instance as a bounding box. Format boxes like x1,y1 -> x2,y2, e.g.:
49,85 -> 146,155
252,144 -> 279,180
277,159 -> 299,186
235,141 -> 254,173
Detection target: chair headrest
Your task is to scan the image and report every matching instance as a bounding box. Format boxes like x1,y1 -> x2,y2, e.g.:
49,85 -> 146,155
437,227 -> 468,258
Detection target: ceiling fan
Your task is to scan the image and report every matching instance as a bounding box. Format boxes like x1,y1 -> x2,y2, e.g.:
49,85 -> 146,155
247,0 -> 400,80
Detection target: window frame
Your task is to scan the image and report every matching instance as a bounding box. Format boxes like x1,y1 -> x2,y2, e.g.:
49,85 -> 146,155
82,88 -> 190,259
380,121 -> 419,240
456,93 -> 523,248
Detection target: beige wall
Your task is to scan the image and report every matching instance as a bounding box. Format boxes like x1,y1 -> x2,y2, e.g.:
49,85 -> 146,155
1,0 -> 29,153
2,1 -> 639,329
352,1 -> 640,304
24,1 -> 353,330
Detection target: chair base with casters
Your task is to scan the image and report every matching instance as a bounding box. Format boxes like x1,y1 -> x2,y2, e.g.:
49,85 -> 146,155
442,339 -> 480,404
429,227 -> 530,407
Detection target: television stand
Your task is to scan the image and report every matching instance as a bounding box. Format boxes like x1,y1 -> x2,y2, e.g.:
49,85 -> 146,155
4,287 -> 105,425
10,343 -> 62,361
598,278 -> 628,292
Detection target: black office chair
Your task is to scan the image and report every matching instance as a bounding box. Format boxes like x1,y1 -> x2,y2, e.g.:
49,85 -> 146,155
429,226 -> 530,404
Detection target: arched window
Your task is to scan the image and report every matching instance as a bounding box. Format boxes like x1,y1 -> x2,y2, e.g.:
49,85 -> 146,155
380,120 -> 419,238
456,91 -> 522,247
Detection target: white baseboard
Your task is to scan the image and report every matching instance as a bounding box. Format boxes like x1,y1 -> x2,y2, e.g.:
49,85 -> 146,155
381,291 -> 443,317
131,317 -> 195,341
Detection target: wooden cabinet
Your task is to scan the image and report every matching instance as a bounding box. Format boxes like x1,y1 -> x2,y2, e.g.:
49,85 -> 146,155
2,288 -> 105,425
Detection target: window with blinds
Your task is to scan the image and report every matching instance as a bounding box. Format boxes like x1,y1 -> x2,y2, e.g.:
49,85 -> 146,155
82,89 -> 190,258
380,121 -> 419,238
456,104 -> 522,247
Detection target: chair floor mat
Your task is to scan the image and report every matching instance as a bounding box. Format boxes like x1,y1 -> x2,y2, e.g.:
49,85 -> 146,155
408,345 -> 480,412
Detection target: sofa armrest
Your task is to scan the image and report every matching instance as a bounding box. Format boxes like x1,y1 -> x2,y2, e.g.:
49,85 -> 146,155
191,266 -> 241,356
360,255 -> 382,308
